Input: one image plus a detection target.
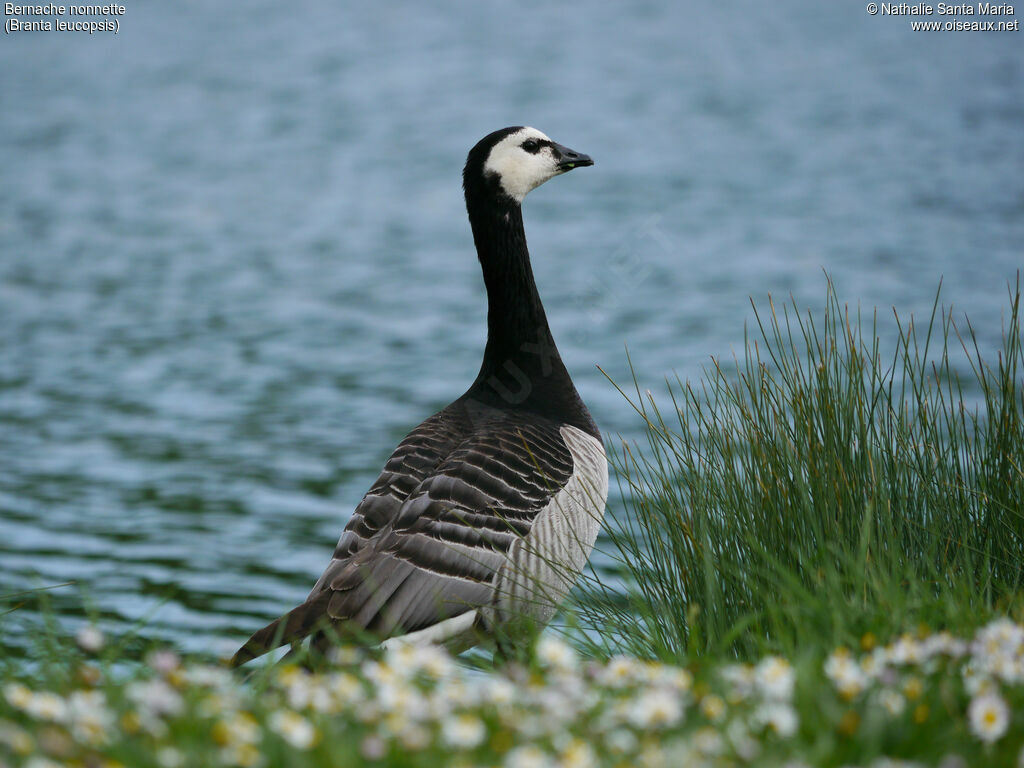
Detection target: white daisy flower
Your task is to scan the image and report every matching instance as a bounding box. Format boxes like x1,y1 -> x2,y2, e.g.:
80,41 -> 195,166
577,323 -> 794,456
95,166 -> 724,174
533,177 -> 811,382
886,634 -> 924,666
483,676 -> 516,705
536,635 -> 579,672
825,650 -> 868,699
303,681 -> 335,714
975,618 -> 1024,653
327,671 -> 365,707
700,693 -> 727,723
23,692 -> 67,722
183,664 -> 234,690
726,719 -> 761,762
362,659 -> 399,688
360,734 -> 386,760
383,639 -> 454,680
433,676 -> 477,712
3,683 -> 32,710
961,661 -> 995,697
636,742 -> 670,768
75,625 -> 105,653
415,644 -> 456,680
598,656 -> 645,688
513,713 -> 550,739
692,725 -> 725,755
378,710 -> 411,738
990,653 -> 1024,685
441,713 -> 486,749
65,690 -> 113,745
218,742 -> 266,768
504,744 -> 555,768
753,701 -> 799,738
0,720 -> 33,755
720,663 -> 756,701
755,656 -> 795,701
860,651 -> 884,680
968,691 -> 1009,743
215,711 -> 261,746
604,728 -> 638,754
627,687 -> 684,729
126,678 -> 184,719
376,679 -> 426,719
147,650 -> 182,676
269,710 -> 317,749
23,758 -> 65,768
923,631 -> 967,659
398,724 -> 431,750
664,666 -> 694,693
560,738 -> 597,768
875,689 -> 905,716
327,644 -> 363,666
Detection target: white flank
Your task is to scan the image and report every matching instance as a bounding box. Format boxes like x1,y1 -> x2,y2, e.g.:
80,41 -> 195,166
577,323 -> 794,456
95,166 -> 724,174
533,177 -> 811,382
379,610 -> 479,654
485,425 -> 609,630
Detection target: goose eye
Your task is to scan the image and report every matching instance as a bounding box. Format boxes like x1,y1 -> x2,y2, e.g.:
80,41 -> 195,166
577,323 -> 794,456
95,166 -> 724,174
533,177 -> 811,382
521,139 -> 540,153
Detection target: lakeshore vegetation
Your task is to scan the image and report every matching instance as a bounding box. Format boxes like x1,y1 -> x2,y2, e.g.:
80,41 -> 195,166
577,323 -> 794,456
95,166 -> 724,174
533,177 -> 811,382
2,278 -> 1022,767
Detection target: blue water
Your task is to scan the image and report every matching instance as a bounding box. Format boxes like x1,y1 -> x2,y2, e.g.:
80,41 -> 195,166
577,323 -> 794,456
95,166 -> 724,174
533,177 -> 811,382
1,1 -> 1021,657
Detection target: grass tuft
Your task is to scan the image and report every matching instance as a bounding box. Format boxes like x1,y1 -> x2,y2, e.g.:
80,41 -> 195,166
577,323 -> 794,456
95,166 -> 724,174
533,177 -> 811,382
572,276 -> 1024,662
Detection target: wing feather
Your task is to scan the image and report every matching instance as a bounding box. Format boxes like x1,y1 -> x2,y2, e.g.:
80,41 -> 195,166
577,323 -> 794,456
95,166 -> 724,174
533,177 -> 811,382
230,401 -> 576,666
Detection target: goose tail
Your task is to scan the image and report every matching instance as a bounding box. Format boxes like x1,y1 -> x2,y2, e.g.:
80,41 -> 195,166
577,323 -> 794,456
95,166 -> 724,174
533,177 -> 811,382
229,592 -> 331,668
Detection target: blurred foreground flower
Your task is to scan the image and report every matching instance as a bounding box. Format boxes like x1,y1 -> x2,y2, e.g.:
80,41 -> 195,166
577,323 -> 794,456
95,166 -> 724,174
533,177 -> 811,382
967,691 -> 1009,743
1,619 -> 1024,767
269,709 -> 318,749
74,625 -> 104,653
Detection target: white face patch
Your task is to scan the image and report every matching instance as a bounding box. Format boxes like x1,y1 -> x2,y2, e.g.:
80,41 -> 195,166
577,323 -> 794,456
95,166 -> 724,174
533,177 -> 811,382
483,127 -> 565,203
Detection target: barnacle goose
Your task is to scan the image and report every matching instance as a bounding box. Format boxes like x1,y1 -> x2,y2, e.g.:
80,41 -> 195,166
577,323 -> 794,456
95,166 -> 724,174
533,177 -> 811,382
231,127 -> 607,666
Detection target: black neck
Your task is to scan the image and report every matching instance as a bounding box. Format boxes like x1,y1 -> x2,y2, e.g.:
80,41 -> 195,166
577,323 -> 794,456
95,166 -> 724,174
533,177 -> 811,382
463,187 -> 598,437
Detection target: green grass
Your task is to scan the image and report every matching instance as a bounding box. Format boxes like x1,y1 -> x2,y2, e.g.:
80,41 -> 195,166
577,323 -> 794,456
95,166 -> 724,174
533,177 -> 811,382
572,276 -> 1024,663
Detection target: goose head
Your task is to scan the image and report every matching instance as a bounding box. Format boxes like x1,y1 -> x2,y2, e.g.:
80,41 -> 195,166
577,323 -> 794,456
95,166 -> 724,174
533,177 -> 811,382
464,127 -> 593,206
